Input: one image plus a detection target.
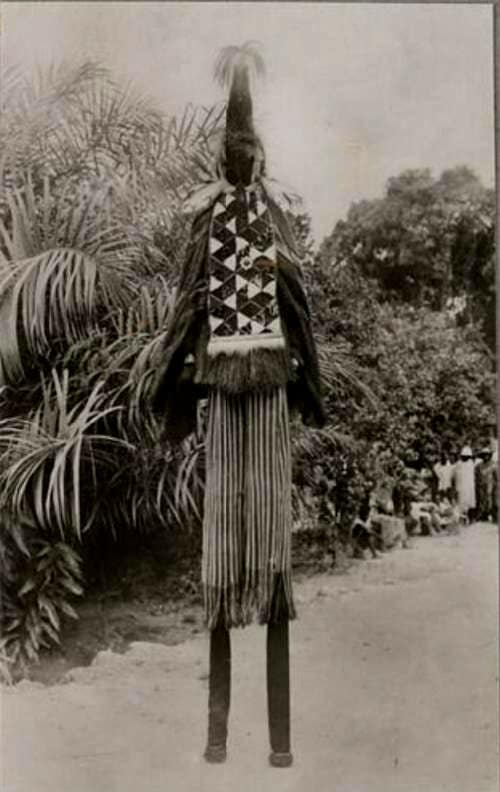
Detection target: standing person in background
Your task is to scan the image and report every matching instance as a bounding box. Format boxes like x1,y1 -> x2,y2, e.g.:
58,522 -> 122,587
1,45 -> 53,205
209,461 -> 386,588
476,448 -> 496,521
433,450 -> 454,500
474,447 -> 483,518
419,459 -> 435,501
453,446 -> 476,524
448,450 -> 459,503
152,44 -> 325,768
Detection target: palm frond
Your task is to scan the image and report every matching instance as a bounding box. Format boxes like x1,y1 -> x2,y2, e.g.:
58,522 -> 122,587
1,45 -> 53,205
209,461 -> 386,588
292,422 -> 359,461
0,246 -> 133,384
2,59 -> 219,192
0,370 -> 134,540
174,437 -> 205,523
0,172 -> 144,384
0,61 -> 108,182
0,64 -> 24,114
1,61 -> 223,280
317,343 -> 378,407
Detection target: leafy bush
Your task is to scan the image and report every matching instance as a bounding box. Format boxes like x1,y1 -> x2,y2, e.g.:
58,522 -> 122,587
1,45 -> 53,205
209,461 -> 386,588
0,529 -> 83,680
307,185 -> 496,508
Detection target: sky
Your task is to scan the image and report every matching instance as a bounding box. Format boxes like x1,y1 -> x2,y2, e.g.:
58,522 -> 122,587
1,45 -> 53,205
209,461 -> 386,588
1,2 -> 495,241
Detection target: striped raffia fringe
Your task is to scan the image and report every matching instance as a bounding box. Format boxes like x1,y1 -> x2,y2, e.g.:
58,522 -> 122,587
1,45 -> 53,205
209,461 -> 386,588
195,345 -> 292,395
207,333 -> 285,355
202,387 -> 296,629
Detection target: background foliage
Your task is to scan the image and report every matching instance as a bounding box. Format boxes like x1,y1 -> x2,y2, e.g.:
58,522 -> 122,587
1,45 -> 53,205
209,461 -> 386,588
0,62 -> 221,675
318,167 -> 495,352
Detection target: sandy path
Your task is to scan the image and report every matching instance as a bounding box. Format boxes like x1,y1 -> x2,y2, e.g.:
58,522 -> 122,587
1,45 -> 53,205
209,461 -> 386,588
1,523 -> 497,792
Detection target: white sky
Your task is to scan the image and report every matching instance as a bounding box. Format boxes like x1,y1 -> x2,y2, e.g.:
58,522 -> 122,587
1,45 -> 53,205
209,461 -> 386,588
1,2 -> 495,241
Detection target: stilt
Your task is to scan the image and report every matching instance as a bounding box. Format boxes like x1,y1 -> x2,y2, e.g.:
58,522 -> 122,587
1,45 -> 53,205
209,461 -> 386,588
204,620 -> 231,763
267,586 -> 293,767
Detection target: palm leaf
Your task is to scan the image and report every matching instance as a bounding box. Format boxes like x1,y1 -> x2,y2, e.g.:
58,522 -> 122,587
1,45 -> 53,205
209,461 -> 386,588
0,64 -> 24,114
0,61 -> 107,182
0,370 -> 134,539
0,247 -> 131,384
317,342 -> 378,407
174,438 -> 204,522
0,174 -> 142,384
292,422 -> 358,461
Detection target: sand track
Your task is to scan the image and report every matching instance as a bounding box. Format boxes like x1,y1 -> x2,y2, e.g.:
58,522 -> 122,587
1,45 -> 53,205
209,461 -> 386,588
1,524 -> 497,792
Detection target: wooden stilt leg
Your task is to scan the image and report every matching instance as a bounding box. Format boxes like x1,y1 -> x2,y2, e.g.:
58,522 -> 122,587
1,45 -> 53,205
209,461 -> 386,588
204,620 -> 231,763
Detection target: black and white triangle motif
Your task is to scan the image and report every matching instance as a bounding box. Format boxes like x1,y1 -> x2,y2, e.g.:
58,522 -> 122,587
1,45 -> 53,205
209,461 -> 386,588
210,237 -> 223,254
208,185 -> 282,340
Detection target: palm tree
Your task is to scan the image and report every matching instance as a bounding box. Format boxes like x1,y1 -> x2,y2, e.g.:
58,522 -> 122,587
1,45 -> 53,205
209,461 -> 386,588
0,60 -> 221,673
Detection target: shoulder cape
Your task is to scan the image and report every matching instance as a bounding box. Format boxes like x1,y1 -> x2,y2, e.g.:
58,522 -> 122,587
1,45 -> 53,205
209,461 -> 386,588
151,191 -> 326,442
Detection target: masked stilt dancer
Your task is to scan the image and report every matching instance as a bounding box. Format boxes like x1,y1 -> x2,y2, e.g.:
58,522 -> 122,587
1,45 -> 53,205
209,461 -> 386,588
152,43 -> 326,768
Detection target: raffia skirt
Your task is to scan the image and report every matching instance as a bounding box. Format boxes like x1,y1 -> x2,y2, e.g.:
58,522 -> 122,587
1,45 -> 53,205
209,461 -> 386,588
202,386 -> 295,630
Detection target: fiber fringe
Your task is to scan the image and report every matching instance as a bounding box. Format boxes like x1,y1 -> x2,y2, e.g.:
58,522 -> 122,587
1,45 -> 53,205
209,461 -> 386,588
207,334 -> 285,355
202,388 -> 295,631
204,574 -> 296,631
195,346 -> 292,394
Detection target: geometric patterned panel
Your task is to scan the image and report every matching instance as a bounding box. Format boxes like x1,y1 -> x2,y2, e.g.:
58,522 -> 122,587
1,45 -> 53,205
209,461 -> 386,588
208,184 -> 282,339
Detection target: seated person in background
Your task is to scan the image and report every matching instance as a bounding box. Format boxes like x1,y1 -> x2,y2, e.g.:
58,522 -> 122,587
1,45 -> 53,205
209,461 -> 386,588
412,501 -> 438,536
434,491 -> 460,533
394,463 -> 421,536
407,466 -> 439,535
351,496 -> 379,559
368,479 -> 408,549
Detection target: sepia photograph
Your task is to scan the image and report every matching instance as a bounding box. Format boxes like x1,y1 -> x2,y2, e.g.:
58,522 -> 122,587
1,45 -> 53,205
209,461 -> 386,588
0,2 -> 497,791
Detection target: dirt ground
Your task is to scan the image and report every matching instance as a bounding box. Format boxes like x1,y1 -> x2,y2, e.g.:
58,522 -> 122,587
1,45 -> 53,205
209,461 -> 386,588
1,523 -> 497,792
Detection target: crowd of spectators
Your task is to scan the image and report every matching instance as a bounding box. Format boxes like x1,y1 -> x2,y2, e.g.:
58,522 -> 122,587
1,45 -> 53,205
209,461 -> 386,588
351,438 -> 497,558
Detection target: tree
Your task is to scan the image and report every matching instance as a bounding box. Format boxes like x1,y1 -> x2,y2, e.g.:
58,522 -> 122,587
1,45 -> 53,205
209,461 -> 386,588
305,239 -> 495,500
319,167 -> 495,354
354,306 -> 496,465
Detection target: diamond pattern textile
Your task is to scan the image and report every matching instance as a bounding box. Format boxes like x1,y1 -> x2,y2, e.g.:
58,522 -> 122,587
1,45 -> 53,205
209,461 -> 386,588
207,185 -> 283,352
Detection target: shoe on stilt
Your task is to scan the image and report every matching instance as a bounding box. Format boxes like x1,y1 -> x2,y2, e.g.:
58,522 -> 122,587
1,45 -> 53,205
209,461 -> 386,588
269,750 -> 293,768
203,743 -> 227,763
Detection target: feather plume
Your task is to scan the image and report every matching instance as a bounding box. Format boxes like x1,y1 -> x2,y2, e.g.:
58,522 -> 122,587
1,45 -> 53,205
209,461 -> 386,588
214,43 -> 266,185
214,42 -> 266,89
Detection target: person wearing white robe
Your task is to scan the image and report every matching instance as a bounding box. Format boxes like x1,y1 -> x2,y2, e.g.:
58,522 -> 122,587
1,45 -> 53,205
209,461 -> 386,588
453,446 -> 476,521
433,452 -> 454,496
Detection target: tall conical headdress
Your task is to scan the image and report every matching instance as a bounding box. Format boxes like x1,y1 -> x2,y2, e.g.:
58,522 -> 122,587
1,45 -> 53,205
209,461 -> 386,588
184,43 -> 301,216
214,43 -> 265,186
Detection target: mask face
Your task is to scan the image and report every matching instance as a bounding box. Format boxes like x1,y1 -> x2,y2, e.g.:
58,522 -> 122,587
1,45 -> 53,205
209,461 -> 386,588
225,146 -> 254,186
224,138 -> 265,186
